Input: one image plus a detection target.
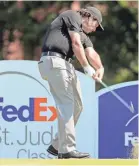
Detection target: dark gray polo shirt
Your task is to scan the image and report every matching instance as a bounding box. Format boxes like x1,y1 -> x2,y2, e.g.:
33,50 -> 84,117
42,10 -> 93,58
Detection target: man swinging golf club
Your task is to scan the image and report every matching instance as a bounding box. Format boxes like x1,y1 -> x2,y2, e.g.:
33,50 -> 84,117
38,6 -> 104,159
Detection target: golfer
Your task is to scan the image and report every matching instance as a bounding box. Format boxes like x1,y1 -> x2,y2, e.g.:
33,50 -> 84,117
38,6 -> 104,159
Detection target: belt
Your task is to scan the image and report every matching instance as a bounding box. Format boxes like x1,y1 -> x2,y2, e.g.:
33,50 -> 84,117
42,51 -> 73,63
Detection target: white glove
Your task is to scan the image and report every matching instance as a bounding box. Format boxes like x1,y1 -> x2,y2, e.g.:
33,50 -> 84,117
83,65 -> 96,77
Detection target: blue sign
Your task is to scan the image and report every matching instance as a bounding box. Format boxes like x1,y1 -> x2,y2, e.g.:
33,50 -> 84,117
0,60 -> 137,159
97,81 -> 138,158
0,60 -> 98,159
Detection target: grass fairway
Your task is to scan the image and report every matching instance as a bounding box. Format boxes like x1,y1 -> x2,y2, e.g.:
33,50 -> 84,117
0,159 -> 138,166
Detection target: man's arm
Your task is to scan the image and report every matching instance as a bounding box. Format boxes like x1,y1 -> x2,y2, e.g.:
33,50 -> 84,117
85,47 -> 104,80
62,11 -> 95,77
85,47 -> 103,69
69,31 -> 95,76
69,31 -> 89,67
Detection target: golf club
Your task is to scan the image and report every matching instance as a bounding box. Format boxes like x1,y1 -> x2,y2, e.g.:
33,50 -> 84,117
97,79 -> 134,113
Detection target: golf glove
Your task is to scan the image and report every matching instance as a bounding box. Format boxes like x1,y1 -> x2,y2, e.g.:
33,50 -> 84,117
83,65 -> 96,77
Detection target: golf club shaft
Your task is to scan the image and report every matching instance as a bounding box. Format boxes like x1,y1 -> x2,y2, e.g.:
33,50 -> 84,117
98,80 -> 132,112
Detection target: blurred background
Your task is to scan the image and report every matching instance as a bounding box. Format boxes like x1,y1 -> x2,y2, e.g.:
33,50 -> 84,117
0,1 -> 138,89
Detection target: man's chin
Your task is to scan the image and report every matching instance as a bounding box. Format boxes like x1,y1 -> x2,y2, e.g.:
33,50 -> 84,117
88,30 -> 95,34
87,30 -> 92,34
91,29 -> 96,32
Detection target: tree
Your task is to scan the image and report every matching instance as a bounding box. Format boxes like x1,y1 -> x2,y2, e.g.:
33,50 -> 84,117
0,1 -> 138,89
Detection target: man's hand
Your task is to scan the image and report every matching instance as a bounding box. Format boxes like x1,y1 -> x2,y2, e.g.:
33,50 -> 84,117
92,67 -> 104,82
83,65 -> 96,77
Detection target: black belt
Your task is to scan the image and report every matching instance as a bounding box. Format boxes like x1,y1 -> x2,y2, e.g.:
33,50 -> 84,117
42,51 -> 73,63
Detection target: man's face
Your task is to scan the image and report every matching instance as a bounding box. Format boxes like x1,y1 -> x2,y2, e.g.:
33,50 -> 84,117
82,16 -> 99,34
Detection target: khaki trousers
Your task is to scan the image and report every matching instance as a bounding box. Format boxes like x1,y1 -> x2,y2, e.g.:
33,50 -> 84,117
38,54 -> 83,153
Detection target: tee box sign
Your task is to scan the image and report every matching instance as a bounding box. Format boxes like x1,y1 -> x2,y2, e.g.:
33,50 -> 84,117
97,81 -> 138,158
0,60 -> 98,159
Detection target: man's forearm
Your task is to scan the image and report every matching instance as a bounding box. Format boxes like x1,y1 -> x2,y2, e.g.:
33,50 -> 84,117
72,43 -> 89,67
90,54 -> 104,69
69,31 -> 95,76
85,47 -> 104,70
72,44 -> 96,76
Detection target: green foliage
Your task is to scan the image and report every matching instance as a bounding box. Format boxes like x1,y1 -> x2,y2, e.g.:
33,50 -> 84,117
88,1 -> 138,86
0,1 -> 138,88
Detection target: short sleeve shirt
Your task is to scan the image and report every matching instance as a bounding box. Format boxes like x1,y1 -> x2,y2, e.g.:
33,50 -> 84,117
42,10 -> 93,58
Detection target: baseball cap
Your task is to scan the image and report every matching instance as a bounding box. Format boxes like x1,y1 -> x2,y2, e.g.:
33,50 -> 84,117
85,6 -> 104,31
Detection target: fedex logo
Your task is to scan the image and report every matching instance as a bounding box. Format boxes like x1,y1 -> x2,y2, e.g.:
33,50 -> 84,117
0,97 -> 57,122
124,132 -> 139,146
